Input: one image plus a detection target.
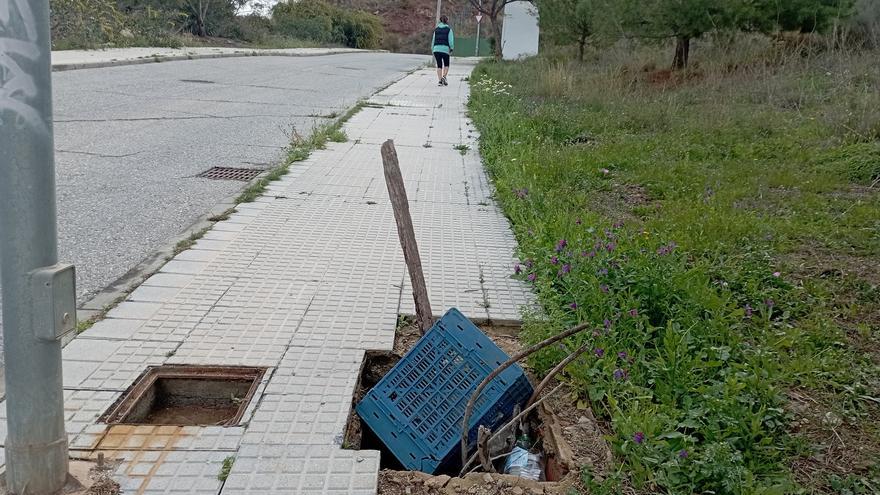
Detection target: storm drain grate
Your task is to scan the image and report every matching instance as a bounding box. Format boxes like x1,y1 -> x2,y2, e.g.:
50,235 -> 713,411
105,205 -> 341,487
197,167 -> 263,182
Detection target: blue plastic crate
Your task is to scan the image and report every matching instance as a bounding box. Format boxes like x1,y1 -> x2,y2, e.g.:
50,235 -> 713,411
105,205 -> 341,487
356,308 -> 533,474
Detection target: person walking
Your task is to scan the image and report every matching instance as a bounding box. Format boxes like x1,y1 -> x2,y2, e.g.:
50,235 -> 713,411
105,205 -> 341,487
432,16 -> 454,86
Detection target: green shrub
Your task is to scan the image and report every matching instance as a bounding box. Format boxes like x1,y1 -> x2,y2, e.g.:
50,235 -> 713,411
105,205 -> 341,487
270,0 -> 384,48
332,10 -> 384,49
51,0 -> 126,48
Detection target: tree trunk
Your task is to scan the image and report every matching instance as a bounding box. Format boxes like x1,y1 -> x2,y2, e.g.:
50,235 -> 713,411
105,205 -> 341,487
672,36 -> 690,70
577,34 -> 586,61
489,14 -> 502,59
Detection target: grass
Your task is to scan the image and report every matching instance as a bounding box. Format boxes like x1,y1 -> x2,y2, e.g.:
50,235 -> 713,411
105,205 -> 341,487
174,227 -> 211,255
454,144 -> 471,155
468,38 -> 879,495
218,456 -> 235,482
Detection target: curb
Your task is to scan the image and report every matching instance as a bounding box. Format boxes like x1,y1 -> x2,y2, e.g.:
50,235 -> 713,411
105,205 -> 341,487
52,48 -> 389,72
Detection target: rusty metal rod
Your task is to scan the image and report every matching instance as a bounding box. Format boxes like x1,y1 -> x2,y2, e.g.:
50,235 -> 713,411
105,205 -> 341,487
525,342 -> 590,409
459,321 -> 593,468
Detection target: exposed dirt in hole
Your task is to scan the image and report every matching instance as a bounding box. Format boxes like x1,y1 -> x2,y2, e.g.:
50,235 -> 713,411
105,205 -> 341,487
142,403 -> 240,425
345,318 -> 612,494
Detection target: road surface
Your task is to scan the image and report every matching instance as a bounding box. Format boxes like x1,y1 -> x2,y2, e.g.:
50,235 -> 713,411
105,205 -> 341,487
0,52 -> 426,365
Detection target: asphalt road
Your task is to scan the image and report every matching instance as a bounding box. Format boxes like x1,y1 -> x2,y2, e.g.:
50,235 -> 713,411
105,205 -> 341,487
0,52 -> 425,362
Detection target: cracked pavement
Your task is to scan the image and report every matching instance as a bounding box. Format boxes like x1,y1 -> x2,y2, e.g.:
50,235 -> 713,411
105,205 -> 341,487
0,52 -> 425,365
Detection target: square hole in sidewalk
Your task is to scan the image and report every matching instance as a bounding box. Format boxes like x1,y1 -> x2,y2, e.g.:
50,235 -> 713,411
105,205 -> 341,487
100,365 -> 266,426
343,316 -> 614,494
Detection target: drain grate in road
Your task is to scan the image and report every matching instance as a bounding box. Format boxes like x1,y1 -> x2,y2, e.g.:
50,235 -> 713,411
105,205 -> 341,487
197,167 -> 263,182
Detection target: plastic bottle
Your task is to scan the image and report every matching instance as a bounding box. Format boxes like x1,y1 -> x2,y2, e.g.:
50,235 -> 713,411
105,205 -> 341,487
503,446 -> 544,481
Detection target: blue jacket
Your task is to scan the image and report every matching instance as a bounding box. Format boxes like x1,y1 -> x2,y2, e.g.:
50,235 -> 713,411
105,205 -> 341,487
431,23 -> 454,54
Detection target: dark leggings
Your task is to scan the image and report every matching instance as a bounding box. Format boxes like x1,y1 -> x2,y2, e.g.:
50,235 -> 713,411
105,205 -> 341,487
433,51 -> 450,69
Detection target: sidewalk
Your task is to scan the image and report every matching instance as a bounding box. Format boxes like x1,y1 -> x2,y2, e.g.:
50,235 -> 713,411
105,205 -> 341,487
52,46 -> 380,71
0,61 -> 533,493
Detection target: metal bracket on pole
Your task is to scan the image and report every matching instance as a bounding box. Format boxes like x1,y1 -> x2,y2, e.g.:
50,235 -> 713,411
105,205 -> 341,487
30,264 -> 77,342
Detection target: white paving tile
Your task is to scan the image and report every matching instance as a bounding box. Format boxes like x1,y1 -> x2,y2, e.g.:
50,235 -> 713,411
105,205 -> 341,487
222,445 -> 380,494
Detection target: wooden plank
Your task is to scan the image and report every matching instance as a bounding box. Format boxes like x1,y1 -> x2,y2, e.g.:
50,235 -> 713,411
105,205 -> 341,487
381,139 -> 433,335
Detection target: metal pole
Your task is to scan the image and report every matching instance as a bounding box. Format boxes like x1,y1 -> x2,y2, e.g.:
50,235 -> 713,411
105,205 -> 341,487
475,17 -> 481,56
0,0 -> 71,492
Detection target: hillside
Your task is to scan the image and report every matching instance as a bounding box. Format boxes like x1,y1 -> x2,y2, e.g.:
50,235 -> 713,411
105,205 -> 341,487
333,0 -> 478,53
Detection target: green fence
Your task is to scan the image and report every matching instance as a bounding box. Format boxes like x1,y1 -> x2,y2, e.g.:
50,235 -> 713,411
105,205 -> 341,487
454,36 -> 493,57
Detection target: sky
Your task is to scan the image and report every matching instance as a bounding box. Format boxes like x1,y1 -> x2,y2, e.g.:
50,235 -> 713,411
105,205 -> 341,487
237,0 -> 280,16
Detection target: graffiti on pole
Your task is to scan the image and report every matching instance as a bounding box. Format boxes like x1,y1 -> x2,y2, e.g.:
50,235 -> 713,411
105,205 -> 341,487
0,0 -> 49,135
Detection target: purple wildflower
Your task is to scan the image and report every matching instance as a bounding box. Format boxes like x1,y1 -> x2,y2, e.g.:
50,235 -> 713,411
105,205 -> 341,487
600,168 -> 610,175
766,299 -> 775,308
597,268 -> 608,276
678,449 -> 688,459
606,242 -> 617,252
773,271 -> 781,278
551,256 -> 559,265
599,284 -> 609,293
744,304 -> 753,318
612,220 -> 624,229
555,239 -> 568,252
618,351 -> 628,360
580,251 -> 589,257
561,263 -> 571,274
514,264 -> 522,275
594,348 -> 605,357
569,302 -> 578,310
603,319 -> 612,330
588,250 -> 597,258
526,259 -> 534,268
576,218 -> 583,226
514,188 -> 529,199
613,368 -> 627,380
633,432 -> 645,445
628,308 -> 639,317
527,273 -> 536,282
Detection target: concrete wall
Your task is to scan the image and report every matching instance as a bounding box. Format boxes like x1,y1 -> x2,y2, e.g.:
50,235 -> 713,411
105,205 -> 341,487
501,1 -> 539,60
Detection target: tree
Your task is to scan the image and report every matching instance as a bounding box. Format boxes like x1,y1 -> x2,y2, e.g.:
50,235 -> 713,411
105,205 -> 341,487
539,0 -> 619,60
119,0 -> 246,36
467,0 -> 521,58
773,0 -> 854,32
617,0 -> 856,69
619,0 -> 741,69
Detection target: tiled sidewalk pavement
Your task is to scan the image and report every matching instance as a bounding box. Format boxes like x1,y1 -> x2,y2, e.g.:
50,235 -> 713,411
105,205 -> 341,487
0,60 -> 534,494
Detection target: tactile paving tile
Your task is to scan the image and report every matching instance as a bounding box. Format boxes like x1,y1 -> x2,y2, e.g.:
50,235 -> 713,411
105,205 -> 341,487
0,390 -> 119,449
222,445 -> 380,494
263,346 -> 364,396
97,425 -> 244,451
296,282 -> 401,351
128,302 -> 215,343
241,347 -> 363,447
64,340 -> 179,391
97,449 -> 232,494
167,329 -> 297,368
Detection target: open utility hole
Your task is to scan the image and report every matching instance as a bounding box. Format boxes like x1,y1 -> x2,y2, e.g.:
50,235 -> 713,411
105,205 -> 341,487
100,365 -> 265,426
197,167 -> 263,182
343,317 -> 602,494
